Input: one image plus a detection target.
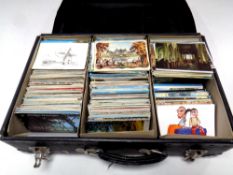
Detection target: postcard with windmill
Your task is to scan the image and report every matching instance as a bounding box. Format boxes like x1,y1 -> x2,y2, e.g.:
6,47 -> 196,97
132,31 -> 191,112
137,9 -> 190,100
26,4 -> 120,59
33,40 -> 89,69
93,40 -> 150,72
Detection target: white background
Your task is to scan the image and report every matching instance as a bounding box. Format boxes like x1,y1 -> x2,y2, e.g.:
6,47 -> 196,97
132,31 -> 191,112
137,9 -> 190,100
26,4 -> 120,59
0,0 -> 233,174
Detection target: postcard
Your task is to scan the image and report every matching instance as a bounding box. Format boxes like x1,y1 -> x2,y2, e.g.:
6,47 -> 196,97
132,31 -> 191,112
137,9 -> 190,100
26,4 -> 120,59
156,99 -> 213,105
33,40 -> 89,69
156,104 -> 215,136
152,70 -> 213,79
18,114 -> 80,133
154,90 -> 210,99
16,69 -> 85,117
153,83 -> 203,91
93,40 -> 150,72
154,42 -> 212,72
87,71 -> 151,133
87,120 -> 150,132
89,72 -> 148,81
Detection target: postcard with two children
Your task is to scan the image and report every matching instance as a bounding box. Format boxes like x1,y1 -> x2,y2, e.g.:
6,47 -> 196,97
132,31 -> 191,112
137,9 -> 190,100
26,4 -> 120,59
156,104 -> 215,136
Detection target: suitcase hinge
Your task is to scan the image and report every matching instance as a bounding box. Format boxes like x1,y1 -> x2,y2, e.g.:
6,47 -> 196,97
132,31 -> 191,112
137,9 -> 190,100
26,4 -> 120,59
29,147 -> 50,168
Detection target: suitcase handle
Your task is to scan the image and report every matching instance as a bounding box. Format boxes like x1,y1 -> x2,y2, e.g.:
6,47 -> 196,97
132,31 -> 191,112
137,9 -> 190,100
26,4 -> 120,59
97,149 -> 167,165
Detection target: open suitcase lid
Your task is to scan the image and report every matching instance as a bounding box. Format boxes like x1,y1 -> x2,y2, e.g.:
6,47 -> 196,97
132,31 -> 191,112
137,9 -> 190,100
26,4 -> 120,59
52,0 -> 197,34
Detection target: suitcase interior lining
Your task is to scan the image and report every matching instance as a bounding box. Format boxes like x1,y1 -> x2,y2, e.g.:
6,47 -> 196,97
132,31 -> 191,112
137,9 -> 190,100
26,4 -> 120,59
5,34 -> 233,140
206,77 -> 233,139
6,39 -> 41,136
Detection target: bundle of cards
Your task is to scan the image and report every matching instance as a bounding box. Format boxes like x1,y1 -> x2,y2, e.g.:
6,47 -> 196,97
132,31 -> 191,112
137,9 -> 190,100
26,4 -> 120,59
87,72 -> 151,132
15,39 -> 89,133
151,42 -> 213,79
154,82 -> 215,136
15,69 -> 85,133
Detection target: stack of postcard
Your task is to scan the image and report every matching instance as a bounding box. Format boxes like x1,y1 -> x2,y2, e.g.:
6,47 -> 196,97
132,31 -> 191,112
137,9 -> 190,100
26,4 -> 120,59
151,42 -> 213,79
15,39 -> 89,133
86,39 -> 151,133
154,83 -> 215,137
87,72 -> 151,132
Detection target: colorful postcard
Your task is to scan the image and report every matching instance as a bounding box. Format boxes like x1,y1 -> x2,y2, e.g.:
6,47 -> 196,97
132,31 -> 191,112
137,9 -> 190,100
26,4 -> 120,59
154,90 -> 210,99
19,114 -> 80,133
33,40 -> 89,69
153,83 -> 203,91
87,120 -> 149,132
94,40 -> 150,71
156,104 -> 215,136
155,42 -> 212,71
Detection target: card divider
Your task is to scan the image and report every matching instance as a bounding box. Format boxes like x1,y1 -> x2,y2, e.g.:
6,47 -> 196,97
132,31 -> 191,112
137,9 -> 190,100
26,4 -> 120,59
77,39 -> 92,137
146,35 -> 159,137
148,34 -> 203,43
41,34 -> 91,43
93,34 -> 146,41
79,35 -> 96,135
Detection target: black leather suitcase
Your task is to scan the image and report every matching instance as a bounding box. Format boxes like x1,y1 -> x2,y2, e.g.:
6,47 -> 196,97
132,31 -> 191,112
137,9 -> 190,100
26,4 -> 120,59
1,0 -> 233,168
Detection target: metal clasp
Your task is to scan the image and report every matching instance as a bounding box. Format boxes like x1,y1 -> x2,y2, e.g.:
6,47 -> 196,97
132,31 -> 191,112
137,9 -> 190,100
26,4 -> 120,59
29,147 -> 50,168
75,147 -> 101,156
184,149 -> 208,161
85,148 -> 102,156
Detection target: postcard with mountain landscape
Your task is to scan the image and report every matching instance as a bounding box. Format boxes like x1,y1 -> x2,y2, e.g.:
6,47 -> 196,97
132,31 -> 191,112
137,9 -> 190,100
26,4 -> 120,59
94,40 -> 150,72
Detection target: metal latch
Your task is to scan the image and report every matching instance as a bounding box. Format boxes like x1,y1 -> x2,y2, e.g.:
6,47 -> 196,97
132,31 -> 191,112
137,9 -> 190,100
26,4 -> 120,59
184,149 -> 208,161
75,148 -> 102,156
29,147 -> 50,168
